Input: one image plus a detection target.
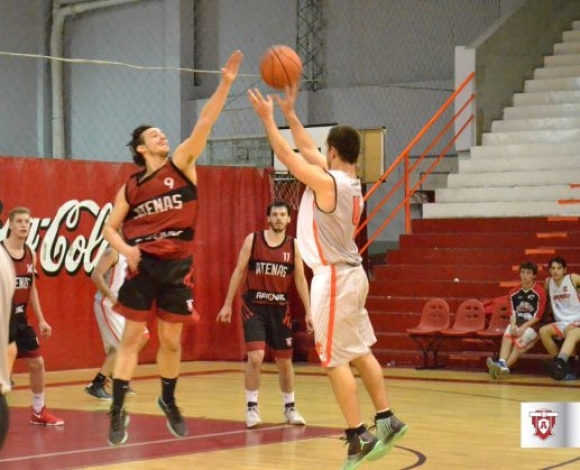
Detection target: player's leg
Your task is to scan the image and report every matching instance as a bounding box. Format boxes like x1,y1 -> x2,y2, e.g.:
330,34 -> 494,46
108,319 -> 146,445
553,326 -> 580,379
154,257 -> 197,439
243,303 -> 267,428
15,325 -> 63,426
487,331 -> 512,378
539,323 -> 561,358
88,299 -> 123,399
311,265 -> 386,468
85,348 -> 115,400
108,258 -> 156,445
155,319 -> 188,438
269,305 -> 305,425
26,355 -> 64,426
6,342 -> 16,375
540,323 -> 568,379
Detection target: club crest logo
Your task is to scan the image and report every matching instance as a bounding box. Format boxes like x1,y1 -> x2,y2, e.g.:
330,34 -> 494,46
529,409 -> 558,441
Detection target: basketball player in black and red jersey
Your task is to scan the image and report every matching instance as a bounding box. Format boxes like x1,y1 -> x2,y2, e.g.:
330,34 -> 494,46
217,202 -> 312,428
1,207 -> 64,426
102,50 -> 243,446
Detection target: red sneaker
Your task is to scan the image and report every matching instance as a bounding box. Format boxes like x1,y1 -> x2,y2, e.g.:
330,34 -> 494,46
30,406 -> 64,426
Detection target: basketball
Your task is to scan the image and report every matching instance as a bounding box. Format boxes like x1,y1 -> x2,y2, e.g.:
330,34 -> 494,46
259,45 -> 303,90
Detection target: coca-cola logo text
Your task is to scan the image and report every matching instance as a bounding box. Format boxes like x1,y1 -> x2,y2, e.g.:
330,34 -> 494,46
0,199 -> 111,277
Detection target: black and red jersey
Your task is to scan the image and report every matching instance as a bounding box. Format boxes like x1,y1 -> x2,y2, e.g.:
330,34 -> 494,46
244,231 -> 295,306
509,282 -> 546,327
122,159 -> 198,259
1,241 -> 34,321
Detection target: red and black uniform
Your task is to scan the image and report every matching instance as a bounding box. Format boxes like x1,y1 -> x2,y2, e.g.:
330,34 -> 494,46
242,232 -> 295,356
509,283 -> 546,326
2,242 -> 40,358
116,159 -> 198,323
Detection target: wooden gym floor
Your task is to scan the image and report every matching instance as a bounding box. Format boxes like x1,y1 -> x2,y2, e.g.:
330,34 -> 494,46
1,361 -> 579,469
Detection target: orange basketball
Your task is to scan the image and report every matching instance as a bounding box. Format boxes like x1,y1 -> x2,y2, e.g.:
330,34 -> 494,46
259,45 -> 303,90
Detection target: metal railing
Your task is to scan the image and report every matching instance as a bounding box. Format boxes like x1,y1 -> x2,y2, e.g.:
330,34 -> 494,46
357,72 -> 475,255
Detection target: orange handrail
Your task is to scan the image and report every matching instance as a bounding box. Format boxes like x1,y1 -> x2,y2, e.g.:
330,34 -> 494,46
358,72 -> 475,255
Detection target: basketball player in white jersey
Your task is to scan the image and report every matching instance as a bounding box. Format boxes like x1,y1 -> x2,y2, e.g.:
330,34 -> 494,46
540,256 -> 580,380
248,85 -> 407,470
0,244 -> 16,448
85,247 -> 149,399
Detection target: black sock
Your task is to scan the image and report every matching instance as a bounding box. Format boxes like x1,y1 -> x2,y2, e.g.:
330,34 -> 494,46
92,372 -> 107,386
284,402 -> 295,409
375,409 -> 394,421
112,378 -> 129,408
161,377 -> 177,405
247,401 -> 258,409
345,423 -> 367,439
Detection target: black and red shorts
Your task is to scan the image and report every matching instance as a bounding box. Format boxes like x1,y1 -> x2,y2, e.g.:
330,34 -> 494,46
242,300 -> 293,355
116,254 -> 195,323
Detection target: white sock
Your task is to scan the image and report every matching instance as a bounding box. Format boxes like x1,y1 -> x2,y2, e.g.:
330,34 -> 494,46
282,391 -> 295,407
32,392 -> 45,413
246,390 -> 259,407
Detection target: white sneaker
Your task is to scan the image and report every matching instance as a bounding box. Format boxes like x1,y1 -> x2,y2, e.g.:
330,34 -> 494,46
284,407 -> 306,425
498,365 -> 510,378
246,406 -> 263,428
486,357 -> 500,379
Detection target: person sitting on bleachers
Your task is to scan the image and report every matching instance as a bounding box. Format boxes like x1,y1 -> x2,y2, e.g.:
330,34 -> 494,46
487,261 -> 546,378
540,256 -> 580,380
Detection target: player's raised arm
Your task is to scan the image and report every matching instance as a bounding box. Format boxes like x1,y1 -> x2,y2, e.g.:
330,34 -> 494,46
247,88 -> 332,196
173,50 -> 243,174
275,84 -> 327,169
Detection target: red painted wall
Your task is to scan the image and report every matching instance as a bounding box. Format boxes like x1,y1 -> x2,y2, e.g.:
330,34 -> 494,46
0,156 -> 271,370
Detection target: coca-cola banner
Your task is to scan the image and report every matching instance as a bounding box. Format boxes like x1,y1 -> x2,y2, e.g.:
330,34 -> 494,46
0,156 -> 271,370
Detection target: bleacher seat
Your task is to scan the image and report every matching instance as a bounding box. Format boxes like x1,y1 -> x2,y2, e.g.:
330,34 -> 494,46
406,298 -> 450,369
440,299 -> 486,338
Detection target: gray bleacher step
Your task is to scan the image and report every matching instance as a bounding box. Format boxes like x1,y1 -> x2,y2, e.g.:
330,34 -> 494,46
482,128 -> 580,145
563,30 -> 580,42
525,76 -> 580,92
459,155 -> 580,173
491,116 -> 580,132
447,170 -> 580,188
554,42 -> 580,55
544,53 -> 580,67
435,185 -> 578,203
513,90 -> 580,106
422,201 -> 580,219
503,103 -> 580,119
470,141 -> 580,159
535,64 -> 580,79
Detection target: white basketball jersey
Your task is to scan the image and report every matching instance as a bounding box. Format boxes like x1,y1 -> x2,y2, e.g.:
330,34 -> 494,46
94,253 -> 127,306
297,170 -> 363,269
549,275 -> 580,322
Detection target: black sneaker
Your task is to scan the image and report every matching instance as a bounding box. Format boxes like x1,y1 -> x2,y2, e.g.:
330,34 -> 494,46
341,429 -> 386,469
373,414 -> 408,456
546,358 -> 568,381
108,406 -> 129,446
85,383 -> 112,400
157,397 -> 188,437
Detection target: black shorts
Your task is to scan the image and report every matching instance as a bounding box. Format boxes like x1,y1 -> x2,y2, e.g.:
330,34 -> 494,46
9,321 -> 40,358
117,254 -> 194,321
242,301 -> 293,352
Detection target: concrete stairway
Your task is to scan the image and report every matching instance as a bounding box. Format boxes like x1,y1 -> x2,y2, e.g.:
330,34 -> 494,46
424,20 -> 580,219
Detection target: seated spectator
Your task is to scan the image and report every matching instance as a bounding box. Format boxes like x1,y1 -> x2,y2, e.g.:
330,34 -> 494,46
539,256 -> 580,380
487,262 -> 546,378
